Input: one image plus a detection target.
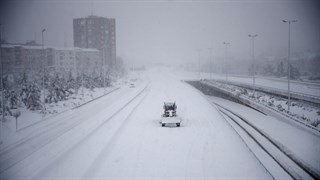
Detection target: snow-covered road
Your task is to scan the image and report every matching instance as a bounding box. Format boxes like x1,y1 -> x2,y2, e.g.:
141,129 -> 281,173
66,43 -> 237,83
208,96 -> 320,169
181,72 -> 320,98
1,68 -> 273,179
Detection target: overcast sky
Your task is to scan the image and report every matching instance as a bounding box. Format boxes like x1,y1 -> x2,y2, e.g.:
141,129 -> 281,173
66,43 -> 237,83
1,0 -> 320,65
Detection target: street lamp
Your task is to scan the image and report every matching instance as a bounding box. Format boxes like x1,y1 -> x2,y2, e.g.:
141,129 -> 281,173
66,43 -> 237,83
283,19 -> 297,111
248,34 -> 258,95
41,28 -> 46,115
0,24 -> 4,123
223,42 -> 230,85
208,48 -> 213,80
197,49 -> 201,80
103,47 -> 106,94
81,51 -> 84,97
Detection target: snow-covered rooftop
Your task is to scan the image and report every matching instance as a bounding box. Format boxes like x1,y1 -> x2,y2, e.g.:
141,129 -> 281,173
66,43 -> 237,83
1,44 -> 43,50
1,43 -> 99,52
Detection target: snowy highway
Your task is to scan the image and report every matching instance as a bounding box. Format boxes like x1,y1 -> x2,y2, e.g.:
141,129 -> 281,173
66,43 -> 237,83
216,75 -> 320,100
184,73 -> 320,98
1,68 -> 276,179
2,1 -> 320,179
210,99 -> 320,179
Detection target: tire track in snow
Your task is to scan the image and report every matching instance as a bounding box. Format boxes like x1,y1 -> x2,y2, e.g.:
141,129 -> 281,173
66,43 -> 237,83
177,81 -> 214,179
215,102 -> 319,180
1,83 -> 149,180
0,87 -> 122,173
1,87 -> 120,155
80,84 -> 150,179
184,80 -> 275,179
180,79 -> 218,179
183,117 -> 205,179
130,87 -> 159,179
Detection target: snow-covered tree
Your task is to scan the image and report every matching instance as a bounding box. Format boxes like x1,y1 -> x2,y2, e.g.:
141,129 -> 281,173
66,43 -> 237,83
289,64 -> 301,80
26,84 -> 42,110
262,64 -> 274,76
276,61 -> 285,77
46,75 -> 67,103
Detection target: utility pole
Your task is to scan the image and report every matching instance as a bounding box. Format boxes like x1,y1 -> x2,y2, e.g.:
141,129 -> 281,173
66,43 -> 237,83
41,28 -> 46,116
223,42 -> 230,85
248,34 -> 258,95
283,19 -> 297,111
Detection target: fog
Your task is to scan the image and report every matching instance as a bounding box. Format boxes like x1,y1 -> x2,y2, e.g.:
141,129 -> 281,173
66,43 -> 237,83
1,0 -> 320,66
1,2 -> 320,179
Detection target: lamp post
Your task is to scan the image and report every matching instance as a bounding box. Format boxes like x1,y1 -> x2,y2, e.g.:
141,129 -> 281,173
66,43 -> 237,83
41,28 -> 46,115
223,42 -> 230,85
197,49 -> 201,80
208,48 -> 213,80
103,47 -> 106,94
81,52 -> 84,97
248,34 -> 258,95
0,24 -> 4,123
283,19 -> 297,111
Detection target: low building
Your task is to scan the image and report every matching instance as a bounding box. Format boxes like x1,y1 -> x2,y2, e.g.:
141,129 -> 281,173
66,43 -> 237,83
1,44 -> 44,74
0,43 -> 102,77
74,48 -> 102,77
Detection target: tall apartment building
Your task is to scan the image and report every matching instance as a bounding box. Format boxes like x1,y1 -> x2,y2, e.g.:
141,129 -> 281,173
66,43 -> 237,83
73,15 -> 116,68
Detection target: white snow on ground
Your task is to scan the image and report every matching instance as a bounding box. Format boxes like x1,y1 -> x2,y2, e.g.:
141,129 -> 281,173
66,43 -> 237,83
179,71 -> 320,98
1,67 -> 272,179
207,96 -> 320,176
0,74 -> 143,149
0,78 -> 148,179
78,69 -> 271,179
205,80 -> 320,130
0,87 -> 117,142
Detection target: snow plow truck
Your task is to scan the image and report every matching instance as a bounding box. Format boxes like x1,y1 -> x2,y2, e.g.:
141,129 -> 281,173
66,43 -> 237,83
160,102 -> 181,127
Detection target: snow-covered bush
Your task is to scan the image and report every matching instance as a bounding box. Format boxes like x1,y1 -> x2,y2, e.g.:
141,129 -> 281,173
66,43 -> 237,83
276,104 -> 285,112
311,119 -> 320,128
242,88 -> 248,95
268,99 -> 274,107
